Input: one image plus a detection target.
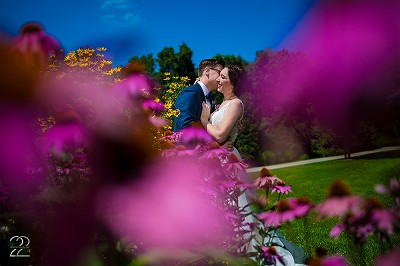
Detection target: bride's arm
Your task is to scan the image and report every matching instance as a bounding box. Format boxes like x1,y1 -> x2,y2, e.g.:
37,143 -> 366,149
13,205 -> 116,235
202,100 -> 243,143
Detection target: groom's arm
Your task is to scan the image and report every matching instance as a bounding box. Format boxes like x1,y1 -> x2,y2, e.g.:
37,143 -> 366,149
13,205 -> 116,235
174,89 -> 202,131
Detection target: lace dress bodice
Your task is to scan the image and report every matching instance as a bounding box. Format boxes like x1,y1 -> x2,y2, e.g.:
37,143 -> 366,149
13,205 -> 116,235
210,99 -> 243,142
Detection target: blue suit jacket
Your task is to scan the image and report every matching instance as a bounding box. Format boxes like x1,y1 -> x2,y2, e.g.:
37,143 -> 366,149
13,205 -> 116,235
173,83 -> 205,132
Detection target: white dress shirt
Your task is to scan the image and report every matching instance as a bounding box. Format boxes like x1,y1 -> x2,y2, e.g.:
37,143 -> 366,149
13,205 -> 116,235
197,81 -> 212,108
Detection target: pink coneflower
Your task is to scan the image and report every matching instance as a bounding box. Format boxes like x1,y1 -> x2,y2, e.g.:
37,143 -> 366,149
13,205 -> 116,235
179,126 -> 213,147
330,197 -> 399,241
175,148 -> 196,157
260,246 -> 285,265
331,213 -> 374,241
12,22 -> 63,67
316,180 -> 363,218
253,167 -> 282,190
259,167 -> 273,177
147,115 -> 168,128
219,180 -> 237,190
316,195 -> 363,218
361,198 -> 399,237
329,223 -> 346,238
371,207 -> 398,236
160,131 -> 181,144
114,73 -> 154,100
235,178 -> 255,190
202,156 -> 229,181
200,141 -> 229,160
253,175 -> 282,190
163,130 -> 173,136
96,158 -> 232,250
375,178 -> 400,195
160,140 -> 175,150
258,197 -> 311,227
142,99 -> 165,114
375,178 -> 400,206
40,121 -> 88,157
224,153 -> 248,172
291,196 -> 313,217
271,180 -> 292,195
374,246 -> 400,266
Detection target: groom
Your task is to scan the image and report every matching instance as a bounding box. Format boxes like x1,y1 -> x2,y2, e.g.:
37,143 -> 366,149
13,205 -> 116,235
173,58 -> 225,132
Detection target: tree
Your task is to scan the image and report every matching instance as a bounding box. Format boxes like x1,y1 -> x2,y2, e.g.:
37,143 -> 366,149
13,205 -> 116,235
128,54 -> 156,76
157,47 -> 175,74
235,116 -> 261,166
246,48 -> 319,163
213,54 -> 249,69
156,43 -> 196,84
174,42 -> 195,81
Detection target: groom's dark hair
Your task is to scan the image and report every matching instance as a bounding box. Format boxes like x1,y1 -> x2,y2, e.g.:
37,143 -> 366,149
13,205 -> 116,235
197,58 -> 225,77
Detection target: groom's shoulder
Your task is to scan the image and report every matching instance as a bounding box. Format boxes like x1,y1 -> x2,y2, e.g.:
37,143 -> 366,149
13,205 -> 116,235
183,83 -> 201,92
179,83 -> 202,94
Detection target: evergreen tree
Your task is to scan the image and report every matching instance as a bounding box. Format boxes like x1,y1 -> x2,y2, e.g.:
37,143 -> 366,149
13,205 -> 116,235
174,42 -> 195,81
157,47 -> 175,74
128,54 -> 156,76
213,54 -> 249,69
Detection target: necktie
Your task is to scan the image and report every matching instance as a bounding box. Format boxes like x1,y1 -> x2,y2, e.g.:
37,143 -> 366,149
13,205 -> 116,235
205,92 -> 213,101
205,92 -> 215,112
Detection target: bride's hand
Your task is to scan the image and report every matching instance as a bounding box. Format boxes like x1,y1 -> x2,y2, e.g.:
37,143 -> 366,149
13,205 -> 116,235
201,102 -> 210,125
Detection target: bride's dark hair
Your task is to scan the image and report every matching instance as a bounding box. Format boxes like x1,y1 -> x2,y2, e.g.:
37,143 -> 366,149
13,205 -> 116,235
226,65 -> 247,133
226,65 -> 248,96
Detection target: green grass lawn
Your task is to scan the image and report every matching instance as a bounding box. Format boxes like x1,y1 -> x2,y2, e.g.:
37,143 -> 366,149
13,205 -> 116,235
249,151 -> 400,266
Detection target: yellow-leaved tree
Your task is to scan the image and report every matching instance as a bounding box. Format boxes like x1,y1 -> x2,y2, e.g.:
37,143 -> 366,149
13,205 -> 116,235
157,72 -> 191,132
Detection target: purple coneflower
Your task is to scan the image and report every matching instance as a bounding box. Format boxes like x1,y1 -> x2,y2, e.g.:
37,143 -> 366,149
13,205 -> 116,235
200,141 -> 229,160
271,180 -> 293,194
148,115 -> 168,128
375,178 -> 400,206
142,99 -> 165,114
259,197 -> 312,227
253,167 -> 284,190
330,197 -> 399,241
224,153 -> 248,172
260,246 -> 285,266
12,22 -> 63,67
179,126 -> 213,147
374,246 -> 400,266
40,122 -> 88,156
316,180 -> 363,218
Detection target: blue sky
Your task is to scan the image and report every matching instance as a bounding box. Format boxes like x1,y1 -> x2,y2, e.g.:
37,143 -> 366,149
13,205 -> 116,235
0,0 -> 314,66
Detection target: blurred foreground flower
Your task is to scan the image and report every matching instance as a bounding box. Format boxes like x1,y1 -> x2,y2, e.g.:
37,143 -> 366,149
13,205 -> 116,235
315,180 -> 363,218
97,158 -> 232,252
374,247 -> 400,266
40,117 -> 88,157
375,178 -> 400,206
11,22 -> 63,68
258,197 -> 312,228
329,197 -> 399,242
317,180 -> 400,244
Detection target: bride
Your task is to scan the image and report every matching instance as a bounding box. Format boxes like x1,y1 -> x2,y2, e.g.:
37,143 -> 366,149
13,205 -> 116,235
200,65 -> 305,266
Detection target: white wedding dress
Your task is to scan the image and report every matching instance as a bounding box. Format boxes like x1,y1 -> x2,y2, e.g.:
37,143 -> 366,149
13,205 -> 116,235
210,99 -> 305,266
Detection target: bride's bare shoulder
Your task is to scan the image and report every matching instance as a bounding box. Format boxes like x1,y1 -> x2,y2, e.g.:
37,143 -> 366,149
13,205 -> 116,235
231,98 -> 244,107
